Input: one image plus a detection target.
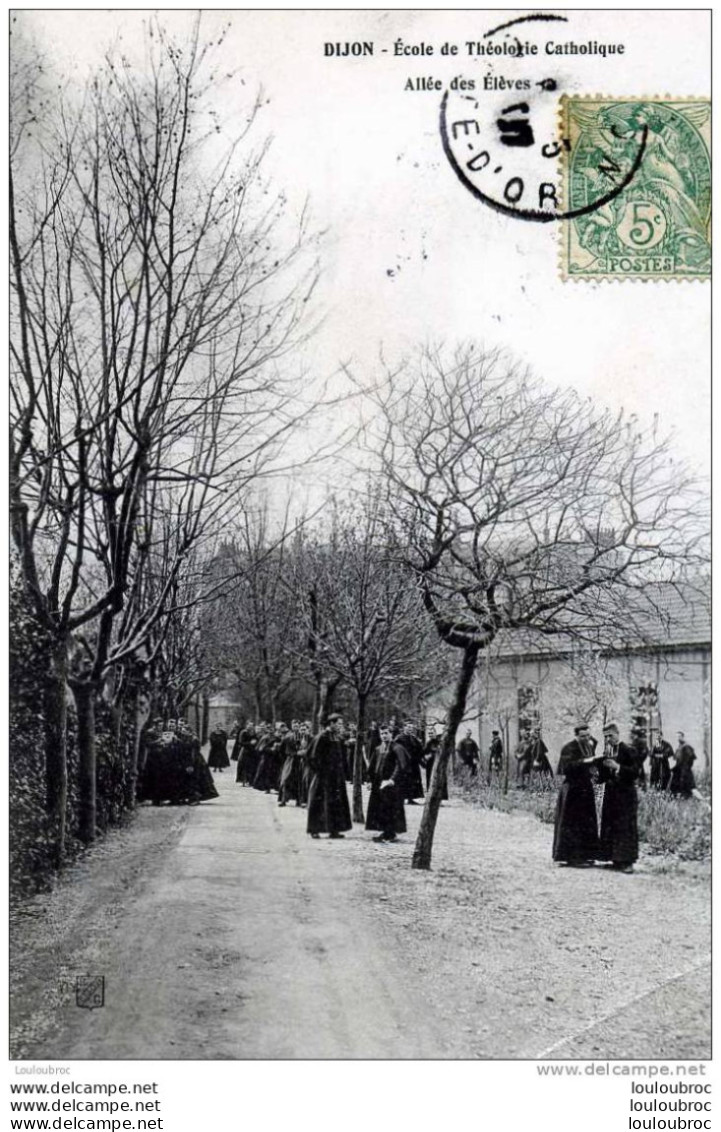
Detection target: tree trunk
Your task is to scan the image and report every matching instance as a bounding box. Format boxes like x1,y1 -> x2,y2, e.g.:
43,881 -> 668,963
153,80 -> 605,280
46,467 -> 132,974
201,693 -> 210,744
503,720 -> 511,795
316,676 -> 341,730
71,681 -> 98,845
43,638 -> 69,867
317,680 -> 330,728
193,695 -> 202,738
352,692 -> 368,823
127,693 -> 150,808
412,643 -> 480,870
311,686 -> 320,732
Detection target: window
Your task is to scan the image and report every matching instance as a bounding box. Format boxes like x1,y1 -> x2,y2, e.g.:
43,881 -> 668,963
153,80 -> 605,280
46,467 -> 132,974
629,682 -> 660,749
518,685 -> 541,736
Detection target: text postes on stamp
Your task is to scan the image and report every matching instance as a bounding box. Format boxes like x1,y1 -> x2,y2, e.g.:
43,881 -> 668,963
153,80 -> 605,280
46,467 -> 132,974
561,98 -> 711,280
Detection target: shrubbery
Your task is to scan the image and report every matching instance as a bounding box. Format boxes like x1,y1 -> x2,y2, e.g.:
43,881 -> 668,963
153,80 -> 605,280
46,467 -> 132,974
455,768 -> 557,824
10,581 -> 137,901
638,788 -> 711,860
457,766 -> 711,861
10,582 -> 62,898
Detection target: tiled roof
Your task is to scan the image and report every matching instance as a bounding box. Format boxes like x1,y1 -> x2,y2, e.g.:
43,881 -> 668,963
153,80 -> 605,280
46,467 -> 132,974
487,579 -> 710,659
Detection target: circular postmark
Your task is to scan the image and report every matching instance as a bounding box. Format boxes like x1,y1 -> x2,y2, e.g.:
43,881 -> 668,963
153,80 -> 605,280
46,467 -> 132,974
440,92 -> 647,223
438,13 -> 647,223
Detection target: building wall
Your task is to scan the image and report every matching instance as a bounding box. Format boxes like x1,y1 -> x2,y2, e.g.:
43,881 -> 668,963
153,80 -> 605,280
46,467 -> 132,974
208,701 -> 243,734
463,647 -> 710,773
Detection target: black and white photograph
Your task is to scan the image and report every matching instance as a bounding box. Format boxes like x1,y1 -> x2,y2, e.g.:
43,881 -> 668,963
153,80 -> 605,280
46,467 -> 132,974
8,6 -> 710,1096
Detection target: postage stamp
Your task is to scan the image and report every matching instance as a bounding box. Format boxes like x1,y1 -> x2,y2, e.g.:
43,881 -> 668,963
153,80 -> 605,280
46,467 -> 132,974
560,98 -> 711,280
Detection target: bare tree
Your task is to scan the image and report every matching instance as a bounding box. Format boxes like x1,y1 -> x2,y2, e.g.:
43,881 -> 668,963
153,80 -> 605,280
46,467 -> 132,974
297,493 -> 444,822
367,344 -> 707,869
10,16 -> 317,853
202,506 -> 308,723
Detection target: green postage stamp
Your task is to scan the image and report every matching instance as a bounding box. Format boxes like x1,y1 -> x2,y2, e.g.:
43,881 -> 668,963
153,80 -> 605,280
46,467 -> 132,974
561,98 -> 711,281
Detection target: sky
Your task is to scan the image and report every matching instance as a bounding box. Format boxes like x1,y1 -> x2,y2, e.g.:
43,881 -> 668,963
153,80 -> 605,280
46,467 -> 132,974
19,9 -> 711,484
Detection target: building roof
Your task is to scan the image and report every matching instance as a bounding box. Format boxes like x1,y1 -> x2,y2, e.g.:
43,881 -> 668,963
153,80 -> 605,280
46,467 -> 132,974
208,692 -> 243,707
486,578 -> 710,661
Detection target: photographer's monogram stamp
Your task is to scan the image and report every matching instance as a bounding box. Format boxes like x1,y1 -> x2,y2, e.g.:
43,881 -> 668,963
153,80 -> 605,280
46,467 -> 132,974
75,975 -> 106,1010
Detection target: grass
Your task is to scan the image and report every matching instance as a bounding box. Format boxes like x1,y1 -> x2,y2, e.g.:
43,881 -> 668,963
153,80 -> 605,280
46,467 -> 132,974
454,768 -> 711,861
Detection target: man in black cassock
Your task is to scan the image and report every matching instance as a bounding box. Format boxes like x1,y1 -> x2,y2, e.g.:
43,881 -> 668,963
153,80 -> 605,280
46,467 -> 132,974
365,726 -> 407,842
252,724 -> 282,793
306,714 -> 352,839
649,732 -> 674,790
457,730 -> 480,776
423,724 -> 448,799
552,723 -> 599,867
235,722 -> 258,785
597,722 -> 641,872
527,729 -> 553,780
669,732 -> 697,798
278,723 -> 303,806
297,721 -> 312,805
488,731 -> 504,774
514,729 -> 532,784
396,720 -> 425,804
207,725 -> 230,772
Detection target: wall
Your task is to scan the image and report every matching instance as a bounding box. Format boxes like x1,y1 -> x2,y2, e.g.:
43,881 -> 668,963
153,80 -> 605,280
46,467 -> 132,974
456,647 -> 710,773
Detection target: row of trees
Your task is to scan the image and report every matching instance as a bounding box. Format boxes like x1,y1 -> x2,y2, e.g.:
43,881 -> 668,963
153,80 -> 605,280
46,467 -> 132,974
11,17 -> 707,876
193,345 -> 706,869
199,495 -> 451,821
10,17 -> 322,866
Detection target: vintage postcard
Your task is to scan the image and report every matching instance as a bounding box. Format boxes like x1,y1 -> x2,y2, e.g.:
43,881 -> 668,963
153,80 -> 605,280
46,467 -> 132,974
8,7 -> 711,1127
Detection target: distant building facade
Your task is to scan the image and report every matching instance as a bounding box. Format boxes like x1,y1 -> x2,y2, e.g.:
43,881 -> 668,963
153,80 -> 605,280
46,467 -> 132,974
207,691 -> 243,734
432,583 -> 710,772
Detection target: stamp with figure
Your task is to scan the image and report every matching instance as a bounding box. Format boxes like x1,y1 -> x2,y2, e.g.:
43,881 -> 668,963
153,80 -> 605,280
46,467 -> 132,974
561,98 -> 711,281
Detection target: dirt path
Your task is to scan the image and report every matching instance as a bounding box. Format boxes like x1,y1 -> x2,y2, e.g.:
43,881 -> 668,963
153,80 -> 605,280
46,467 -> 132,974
10,776 -> 710,1060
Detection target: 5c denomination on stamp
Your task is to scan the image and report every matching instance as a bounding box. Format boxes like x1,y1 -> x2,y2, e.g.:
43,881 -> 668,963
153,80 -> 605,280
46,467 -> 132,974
561,98 -> 711,280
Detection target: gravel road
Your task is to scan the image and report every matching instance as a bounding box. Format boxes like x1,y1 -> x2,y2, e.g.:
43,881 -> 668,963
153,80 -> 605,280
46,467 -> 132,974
10,774 -> 710,1060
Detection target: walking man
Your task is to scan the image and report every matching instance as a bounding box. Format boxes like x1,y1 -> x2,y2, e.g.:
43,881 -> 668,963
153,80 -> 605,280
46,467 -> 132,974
527,728 -> 553,780
552,723 -> 599,867
597,722 -> 641,873
457,729 -> 480,776
488,730 -> 504,775
514,728 -> 532,785
649,732 -> 674,790
669,732 -> 697,798
278,723 -> 303,807
423,724 -> 448,799
306,714 -> 352,839
207,725 -> 230,773
396,720 -> 425,804
365,726 -> 407,842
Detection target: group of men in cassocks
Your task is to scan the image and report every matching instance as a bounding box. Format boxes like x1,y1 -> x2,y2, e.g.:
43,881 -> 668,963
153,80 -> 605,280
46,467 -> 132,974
647,730 -> 698,797
515,729 -> 554,783
306,715 -> 438,842
230,719 -> 313,805
552,721 -> 639,872
226,714 -> 446,842
367,719 -> 446,803
138,719 -> 218,806
552,722 -> 700,873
